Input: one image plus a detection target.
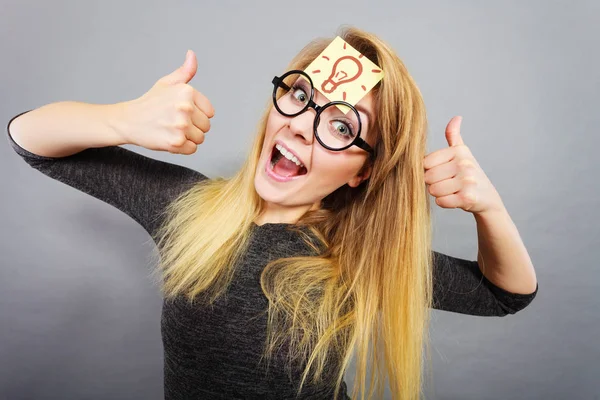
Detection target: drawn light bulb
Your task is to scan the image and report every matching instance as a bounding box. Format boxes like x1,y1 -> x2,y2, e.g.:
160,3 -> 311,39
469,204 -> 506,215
321,55 -> 363,94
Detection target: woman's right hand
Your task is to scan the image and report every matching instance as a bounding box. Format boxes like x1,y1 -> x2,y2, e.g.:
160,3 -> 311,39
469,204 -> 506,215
120,49 -> 215,155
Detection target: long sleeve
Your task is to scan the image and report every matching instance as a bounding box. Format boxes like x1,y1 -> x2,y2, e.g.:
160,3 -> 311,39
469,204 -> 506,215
432,250 -> 538,316
6,109 -> 208,238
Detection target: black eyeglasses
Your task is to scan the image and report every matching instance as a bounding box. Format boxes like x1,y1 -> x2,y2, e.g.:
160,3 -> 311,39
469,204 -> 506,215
271,69 -> 376,159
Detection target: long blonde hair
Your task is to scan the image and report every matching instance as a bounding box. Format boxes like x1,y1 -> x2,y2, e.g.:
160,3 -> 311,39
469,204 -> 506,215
150,26 -> 433,400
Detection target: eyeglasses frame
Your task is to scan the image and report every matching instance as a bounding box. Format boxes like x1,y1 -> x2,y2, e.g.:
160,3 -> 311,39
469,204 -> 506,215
271,69 -> 376,160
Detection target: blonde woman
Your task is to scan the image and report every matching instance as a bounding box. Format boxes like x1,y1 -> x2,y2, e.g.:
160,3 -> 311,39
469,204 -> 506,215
6,27 -> 538,400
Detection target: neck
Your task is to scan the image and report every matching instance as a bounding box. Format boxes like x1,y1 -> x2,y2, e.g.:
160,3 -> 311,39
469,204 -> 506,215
254,200 -> 321,225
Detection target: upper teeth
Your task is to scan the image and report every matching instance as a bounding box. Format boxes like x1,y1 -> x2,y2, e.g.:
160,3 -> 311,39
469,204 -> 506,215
275,144 -> 304,167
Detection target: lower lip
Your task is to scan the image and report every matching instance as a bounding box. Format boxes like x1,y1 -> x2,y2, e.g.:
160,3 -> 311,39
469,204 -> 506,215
265,152 -> 306,183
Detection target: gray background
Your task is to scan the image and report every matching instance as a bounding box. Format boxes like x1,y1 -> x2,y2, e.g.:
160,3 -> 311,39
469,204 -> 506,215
1,1 -> 598,399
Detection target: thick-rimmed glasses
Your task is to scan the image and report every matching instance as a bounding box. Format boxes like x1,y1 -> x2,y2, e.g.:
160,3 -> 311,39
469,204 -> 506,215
271,70 -> 376,159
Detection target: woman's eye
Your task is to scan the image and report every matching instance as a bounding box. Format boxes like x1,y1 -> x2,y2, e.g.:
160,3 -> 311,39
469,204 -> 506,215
292,88 -> 308,103
331,120 -> 354,137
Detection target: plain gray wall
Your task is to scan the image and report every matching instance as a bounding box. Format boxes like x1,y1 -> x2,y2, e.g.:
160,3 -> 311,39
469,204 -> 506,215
1,1 -> 598,399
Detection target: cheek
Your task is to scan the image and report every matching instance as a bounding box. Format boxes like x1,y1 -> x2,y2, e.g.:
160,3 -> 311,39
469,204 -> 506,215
312,150 -> 364,183
265,109 -> 283,137
261,112 -> 280,157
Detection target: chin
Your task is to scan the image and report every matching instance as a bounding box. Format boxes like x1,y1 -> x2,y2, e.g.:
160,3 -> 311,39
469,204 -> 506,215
253,172 -> 291,205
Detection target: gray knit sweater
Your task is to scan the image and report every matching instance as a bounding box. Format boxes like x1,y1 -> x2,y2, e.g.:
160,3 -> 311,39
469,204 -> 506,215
7,110 -> 538,399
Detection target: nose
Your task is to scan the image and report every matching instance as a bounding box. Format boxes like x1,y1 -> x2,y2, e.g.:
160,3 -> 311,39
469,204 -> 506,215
288,108 -> 316,144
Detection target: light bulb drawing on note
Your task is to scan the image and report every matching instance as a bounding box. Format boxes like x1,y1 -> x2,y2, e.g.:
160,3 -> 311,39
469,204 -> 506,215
321,55 -> 363,94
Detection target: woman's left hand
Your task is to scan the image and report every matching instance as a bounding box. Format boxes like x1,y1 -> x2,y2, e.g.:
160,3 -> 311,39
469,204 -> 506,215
423,116 -> 504,215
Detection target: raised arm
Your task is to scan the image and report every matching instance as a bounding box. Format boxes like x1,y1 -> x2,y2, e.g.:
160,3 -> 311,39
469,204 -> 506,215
6,50 -> 219,238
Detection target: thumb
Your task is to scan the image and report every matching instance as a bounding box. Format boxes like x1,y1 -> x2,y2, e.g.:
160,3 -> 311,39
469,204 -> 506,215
158,49 -> 198,86
445,115 -> 464,147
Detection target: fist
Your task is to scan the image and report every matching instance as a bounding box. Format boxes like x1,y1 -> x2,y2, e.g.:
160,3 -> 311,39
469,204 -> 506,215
122,49 -> 215,155
423,116 -> 504,215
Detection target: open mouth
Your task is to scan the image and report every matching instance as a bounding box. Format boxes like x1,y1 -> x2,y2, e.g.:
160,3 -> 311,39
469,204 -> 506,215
269,143 -> 308,178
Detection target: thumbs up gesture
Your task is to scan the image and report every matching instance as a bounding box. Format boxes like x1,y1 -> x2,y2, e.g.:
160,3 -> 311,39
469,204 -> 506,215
423,116 -> 504,215
122,50 -> 215,154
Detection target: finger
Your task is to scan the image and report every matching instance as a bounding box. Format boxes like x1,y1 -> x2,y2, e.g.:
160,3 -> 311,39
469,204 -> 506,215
424,161 -> 458,185
190,106 -> 211,133
434,193 -> 461,209
171,139 -> 198,155
445,116 -> 464,147
423,147 -> 454,170
193,89 -> 215,118
185,124 -> 206,145
428,177 -> 462,198
158,50 -> 197,86
436,190 -> 477,210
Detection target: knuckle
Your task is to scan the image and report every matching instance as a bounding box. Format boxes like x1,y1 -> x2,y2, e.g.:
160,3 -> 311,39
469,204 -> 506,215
462,175 -> 477,185
173,117 -> 189,131
169,132 -> 186,147
461,191 -> 476,204
457,158 -> 475,172
180,84 -> 194,97
457,158 -> 472,167
177,101 -> 194,114
458,145 -> 471,156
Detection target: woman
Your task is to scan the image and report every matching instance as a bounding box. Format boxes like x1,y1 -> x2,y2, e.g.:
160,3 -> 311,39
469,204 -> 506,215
7,26 -> 538,400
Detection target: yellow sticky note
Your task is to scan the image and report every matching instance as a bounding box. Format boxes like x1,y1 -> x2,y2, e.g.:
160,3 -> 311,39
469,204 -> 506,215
304,36 -> 384,113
